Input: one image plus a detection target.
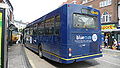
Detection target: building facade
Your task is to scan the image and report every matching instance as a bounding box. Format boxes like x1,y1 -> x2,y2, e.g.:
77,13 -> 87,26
14,20 -> 28,30
0,0 -> 14,68
63,0 -> 120,46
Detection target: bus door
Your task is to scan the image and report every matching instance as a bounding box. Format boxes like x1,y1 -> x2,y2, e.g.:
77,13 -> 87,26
70,13 -> 99,56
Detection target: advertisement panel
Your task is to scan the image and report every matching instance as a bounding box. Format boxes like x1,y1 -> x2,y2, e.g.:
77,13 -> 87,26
0,11 -> 2,67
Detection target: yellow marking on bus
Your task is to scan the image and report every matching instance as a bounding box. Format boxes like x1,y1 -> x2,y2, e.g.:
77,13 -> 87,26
91,11 -> 98,15
42,49 -> 102,61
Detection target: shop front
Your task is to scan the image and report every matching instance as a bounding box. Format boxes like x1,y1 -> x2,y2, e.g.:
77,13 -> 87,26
101,24 -> 120,48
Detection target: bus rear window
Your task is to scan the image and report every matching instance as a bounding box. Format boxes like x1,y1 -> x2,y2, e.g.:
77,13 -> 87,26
73,14 -> 98,29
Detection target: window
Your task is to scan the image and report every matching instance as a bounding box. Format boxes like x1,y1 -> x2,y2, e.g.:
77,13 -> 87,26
104,1 -> 107,6
101,12 -> 111,23
25,28 -> 29,35
82,0 -> 88,4
72,1 -> 77,4
29,27 -> 33,35
88,5 -> 92,7
73,14 -> 98,29
55,15 -> 60,35
118,34 -> 120,43
99,0 -> 112,7
45,17 -> 54,35
37,22 -> 44,35
108,0 -> 112,5
99,2 -> 102,7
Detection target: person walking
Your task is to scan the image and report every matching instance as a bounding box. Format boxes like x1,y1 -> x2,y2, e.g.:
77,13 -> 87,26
112,39 -> 117,50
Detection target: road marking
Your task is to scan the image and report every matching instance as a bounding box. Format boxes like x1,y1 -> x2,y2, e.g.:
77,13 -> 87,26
29,60 -> 36,68
96,58 -> 120,67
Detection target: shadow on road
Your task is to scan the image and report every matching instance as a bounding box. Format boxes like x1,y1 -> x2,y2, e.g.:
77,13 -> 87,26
43,56 -> 99,68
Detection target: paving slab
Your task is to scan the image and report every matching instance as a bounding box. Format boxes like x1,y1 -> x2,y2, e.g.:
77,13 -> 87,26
8,44 -> 31,68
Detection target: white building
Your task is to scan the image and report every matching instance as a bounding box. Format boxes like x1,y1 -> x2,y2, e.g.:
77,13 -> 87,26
13,20 -> 28,29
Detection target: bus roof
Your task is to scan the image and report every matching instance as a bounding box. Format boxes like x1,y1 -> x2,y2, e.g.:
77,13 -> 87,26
26,4 -> 99,28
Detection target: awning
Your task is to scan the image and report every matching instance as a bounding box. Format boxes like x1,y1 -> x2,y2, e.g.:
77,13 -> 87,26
102,29 -> 120,32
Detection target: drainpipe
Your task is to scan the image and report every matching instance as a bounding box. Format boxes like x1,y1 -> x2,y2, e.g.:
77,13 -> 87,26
118,2 -> 120,26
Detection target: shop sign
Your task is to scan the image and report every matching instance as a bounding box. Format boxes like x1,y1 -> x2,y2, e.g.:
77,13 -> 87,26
101,24 -> 117,30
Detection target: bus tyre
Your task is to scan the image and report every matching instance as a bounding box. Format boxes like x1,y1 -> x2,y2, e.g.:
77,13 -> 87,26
38,46 -> 43,58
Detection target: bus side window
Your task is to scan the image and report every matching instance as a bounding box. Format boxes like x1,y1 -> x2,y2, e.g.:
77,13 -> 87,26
30,27 -> 33,35
45,17 -> 54,35
38,22 -> 44,35
33,24 -> 37,36
55,15 -> 60,35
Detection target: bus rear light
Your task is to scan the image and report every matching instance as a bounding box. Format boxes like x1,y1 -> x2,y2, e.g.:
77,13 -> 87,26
69,48 -> 72,57
69,48 -> 72,53
69,53 -> 72,57
100,47 -> 102,52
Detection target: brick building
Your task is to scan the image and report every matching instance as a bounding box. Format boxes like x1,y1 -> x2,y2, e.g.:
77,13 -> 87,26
63,0 -> 120,46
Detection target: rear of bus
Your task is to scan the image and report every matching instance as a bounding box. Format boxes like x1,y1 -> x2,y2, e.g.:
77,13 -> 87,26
66,4 -> 102,63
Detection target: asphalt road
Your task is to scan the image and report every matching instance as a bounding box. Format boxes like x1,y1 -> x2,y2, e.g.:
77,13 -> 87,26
25,47 -> 120,68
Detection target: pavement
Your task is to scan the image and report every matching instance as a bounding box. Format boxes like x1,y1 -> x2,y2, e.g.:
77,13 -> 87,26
8,44 -> 32,68
102,48 -> 120,59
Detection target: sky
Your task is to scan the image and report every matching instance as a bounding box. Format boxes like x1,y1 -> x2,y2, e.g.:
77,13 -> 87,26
10,0 -> 67,23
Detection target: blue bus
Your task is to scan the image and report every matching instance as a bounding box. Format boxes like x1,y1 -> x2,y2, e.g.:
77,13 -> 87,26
24,4 -> 102,64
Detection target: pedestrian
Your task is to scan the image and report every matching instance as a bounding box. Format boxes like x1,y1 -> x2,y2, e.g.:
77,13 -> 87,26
104,36 -> 108,48
112,39 -> 117,50
113,39 -> 117,46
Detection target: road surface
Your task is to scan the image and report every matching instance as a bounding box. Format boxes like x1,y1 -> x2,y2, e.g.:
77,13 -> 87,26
25,47 -> 120,68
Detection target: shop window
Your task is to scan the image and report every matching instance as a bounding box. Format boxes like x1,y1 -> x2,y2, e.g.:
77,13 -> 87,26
118,34 -> 120,43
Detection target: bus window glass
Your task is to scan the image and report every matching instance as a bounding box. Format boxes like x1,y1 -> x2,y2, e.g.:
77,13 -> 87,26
45,18 -> 54,35
73,14 -> 98,29
30,27 -> 33,35
55,15 -> 60,35
33,24 -> 38,36
26,28 -> 29,35
38,22 -> 44,35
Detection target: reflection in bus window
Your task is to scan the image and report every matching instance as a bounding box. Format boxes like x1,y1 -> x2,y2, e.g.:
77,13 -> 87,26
73,14 -> 98,29
55,15 -> 60,35
37,22 -> 44,35
45,17 -> 54,35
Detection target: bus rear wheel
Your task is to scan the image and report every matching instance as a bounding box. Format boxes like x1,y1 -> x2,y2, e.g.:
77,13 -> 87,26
38,46 -> 43,58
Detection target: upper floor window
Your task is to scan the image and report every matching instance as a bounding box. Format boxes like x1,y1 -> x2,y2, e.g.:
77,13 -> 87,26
72,1 -> 77,4
88,5 -> 92,7
99,0 -> 112,8
101,12 -> 111,23
82,0 -> 88,4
